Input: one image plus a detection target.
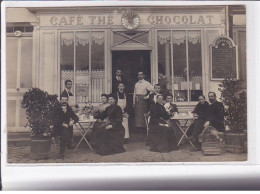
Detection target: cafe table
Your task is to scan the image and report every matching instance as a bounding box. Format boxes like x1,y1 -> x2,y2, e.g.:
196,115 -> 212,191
74,118 -> 96,152
170,114 -> 198,148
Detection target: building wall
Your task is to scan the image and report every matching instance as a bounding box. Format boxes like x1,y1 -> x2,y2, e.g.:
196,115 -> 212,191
6,6 -> 245,132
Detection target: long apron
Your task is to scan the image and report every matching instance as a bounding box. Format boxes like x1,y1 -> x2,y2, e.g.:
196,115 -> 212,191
134,95 -> 148,128
117,93 -> 130,139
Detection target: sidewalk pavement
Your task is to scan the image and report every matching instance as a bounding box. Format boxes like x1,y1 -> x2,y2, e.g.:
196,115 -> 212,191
7,141 -> 247,164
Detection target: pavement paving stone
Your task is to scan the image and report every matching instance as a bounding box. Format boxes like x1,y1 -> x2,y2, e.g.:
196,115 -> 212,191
7,141 -> 247,163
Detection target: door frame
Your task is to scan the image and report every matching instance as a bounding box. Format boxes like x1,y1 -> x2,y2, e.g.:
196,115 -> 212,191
111,50 -> 152,94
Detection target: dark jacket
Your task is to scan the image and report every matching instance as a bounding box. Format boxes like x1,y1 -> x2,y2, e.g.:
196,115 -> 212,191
167,103 -> 179,114
149,102 -> 170,126
96,104 -> 123,131
208,100 -> 225,132
54,105 -> 79,129
112,76 -> 127,93
193,101 -> 210,122
112,91 -> 131,114
61,89 -> 73,99
147,93 -> 161,111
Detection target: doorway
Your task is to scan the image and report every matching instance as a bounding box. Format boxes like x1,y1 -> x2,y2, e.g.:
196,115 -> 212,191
112,50 -> 151,134
112,50 -> 151,94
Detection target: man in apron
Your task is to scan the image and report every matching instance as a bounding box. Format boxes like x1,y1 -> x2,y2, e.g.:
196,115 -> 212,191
133,71 -> 153,130
113,82 -> 130,143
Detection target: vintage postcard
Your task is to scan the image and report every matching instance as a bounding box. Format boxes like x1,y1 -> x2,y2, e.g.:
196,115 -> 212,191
2,0 -> 259,190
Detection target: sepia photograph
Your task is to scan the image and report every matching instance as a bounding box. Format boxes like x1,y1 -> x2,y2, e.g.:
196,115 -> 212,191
4,3 -> 247,164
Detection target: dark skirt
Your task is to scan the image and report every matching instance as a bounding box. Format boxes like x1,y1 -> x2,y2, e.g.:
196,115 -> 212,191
148,123 -> 178,153
92,122 -> 125,156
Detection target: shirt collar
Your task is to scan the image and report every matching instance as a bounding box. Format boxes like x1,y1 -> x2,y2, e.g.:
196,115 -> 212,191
138,79 -> 144,83
65,88 -> 70,93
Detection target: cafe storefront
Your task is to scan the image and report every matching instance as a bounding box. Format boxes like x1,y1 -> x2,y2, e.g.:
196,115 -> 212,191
6,6 -> 246,131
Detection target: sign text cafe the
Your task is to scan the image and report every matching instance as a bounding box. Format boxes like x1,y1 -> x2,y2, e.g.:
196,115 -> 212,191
46,14 -> 221,26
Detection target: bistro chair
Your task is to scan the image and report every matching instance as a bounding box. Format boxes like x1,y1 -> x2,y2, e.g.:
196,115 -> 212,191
144,112 -> 150,137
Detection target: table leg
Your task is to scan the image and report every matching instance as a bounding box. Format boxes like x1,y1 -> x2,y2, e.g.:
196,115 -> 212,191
177,119 -> 189,146
74,122 -> 94,152
177,119 -> 195,148
74,123 -> 85,151
80,123 -> 94,152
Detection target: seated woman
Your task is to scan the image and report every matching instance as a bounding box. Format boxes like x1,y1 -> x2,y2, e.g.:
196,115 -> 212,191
92,94 -> 125,156
148,94 -> 178,153
189,95 -> 209,151
164,93 -> 181,140
91,94 -> 110,148
94,94 -> 110,116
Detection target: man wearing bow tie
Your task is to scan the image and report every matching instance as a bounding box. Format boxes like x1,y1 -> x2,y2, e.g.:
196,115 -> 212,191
133,71 -> 153,129
112,68 -> 127,93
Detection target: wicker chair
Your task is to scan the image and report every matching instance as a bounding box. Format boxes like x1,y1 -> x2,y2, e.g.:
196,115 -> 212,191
199,126 -> 226,155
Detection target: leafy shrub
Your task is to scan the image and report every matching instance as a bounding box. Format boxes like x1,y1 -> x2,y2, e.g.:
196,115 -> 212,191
21,88 -> 61,136
218,79 -> 247,133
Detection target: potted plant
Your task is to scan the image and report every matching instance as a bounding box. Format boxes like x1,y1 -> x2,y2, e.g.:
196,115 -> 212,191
218,79 -> 247,154
21,88 -> 61,159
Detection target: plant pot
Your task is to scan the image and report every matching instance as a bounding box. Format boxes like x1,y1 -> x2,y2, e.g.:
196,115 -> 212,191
224,132 -> 246,154
31,136 -> 52,160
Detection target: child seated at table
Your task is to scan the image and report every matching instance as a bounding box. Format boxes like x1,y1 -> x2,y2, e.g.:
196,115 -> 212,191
54,102 -> 79,159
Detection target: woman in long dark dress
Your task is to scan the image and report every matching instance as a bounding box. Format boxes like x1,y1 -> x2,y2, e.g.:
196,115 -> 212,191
189,95 -> 210,150
148,94 -> 178,153
91,94 -> 110,147
93,94 -> 125,156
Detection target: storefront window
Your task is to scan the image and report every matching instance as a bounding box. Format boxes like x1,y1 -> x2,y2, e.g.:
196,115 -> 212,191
60,31 -> 105,103
158,31 -> 172,95
172,31 -> 188,102
60,32 -> 74,97
158,30 -> 202,102
188,31 -> 202,101
91,32 -> 105,102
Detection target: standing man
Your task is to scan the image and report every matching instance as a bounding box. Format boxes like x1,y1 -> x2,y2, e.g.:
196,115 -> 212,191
204,92 -> 225,132
112,68 -> 127,93
61,79 -> 74,106
133,71 -> 153,130
113,82 -> 131,143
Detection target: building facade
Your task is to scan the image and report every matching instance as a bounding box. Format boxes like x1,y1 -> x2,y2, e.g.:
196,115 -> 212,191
6,5 -> 246,132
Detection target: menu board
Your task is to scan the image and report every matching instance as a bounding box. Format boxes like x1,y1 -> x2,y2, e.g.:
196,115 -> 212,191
211,36 -> 238,79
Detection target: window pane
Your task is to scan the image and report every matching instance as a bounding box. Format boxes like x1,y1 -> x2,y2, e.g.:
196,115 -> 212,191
76,32 -> 90,103
113,33 -> 128,45
60,32 -> 74,97
7,100 -> 16,127
91,32 -> 105,103
157,31 -> 172,95
6,27 -> 13,33
6,39 -> 18,89
188,31 -> 203,101
20,39 -> 33,88
25,26 -> 34,32
14,26 -> 24,32
172,31 -> 187,102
